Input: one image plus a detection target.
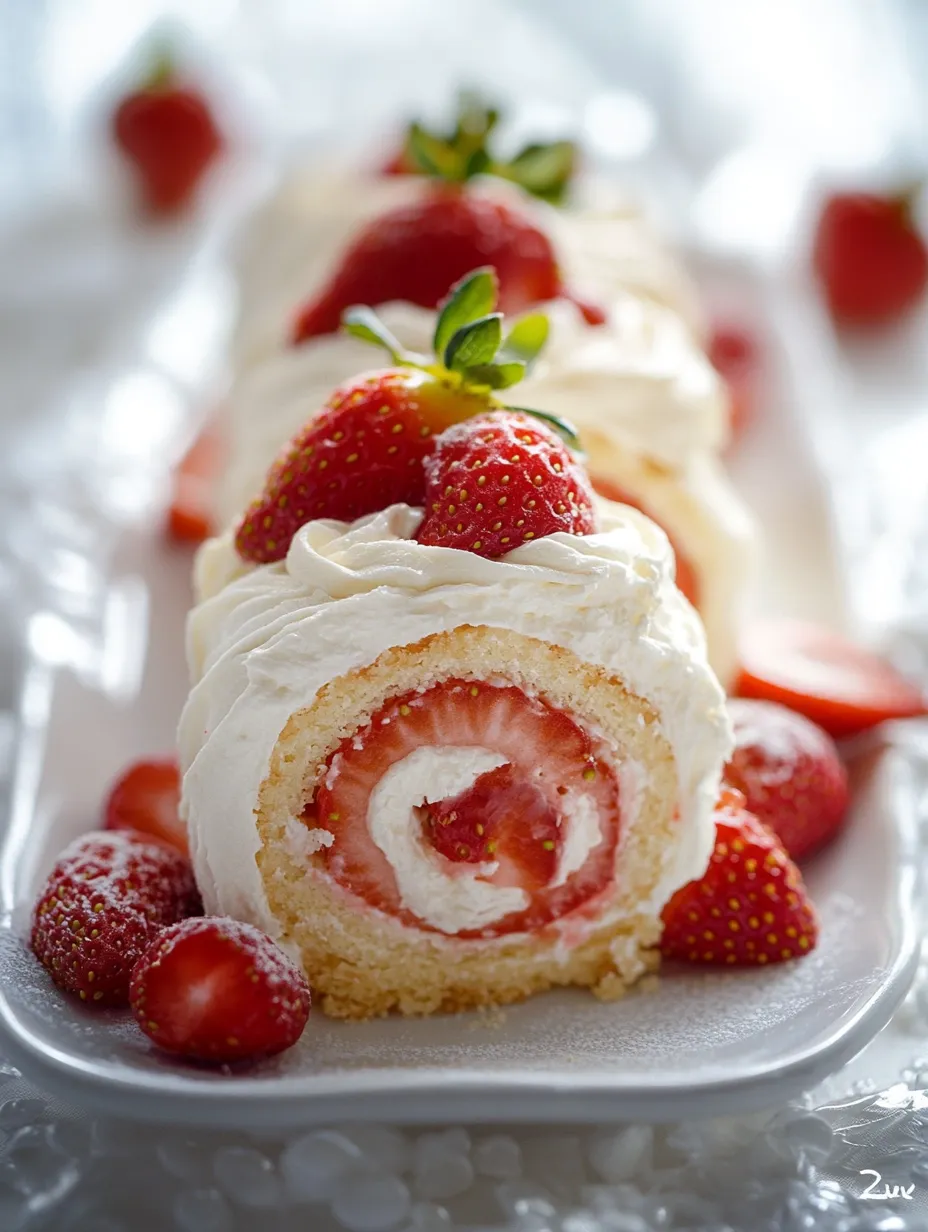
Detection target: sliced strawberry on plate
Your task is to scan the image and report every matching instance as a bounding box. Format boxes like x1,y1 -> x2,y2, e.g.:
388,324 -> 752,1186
724,699 -> 849,861
104,759 -> 188,855
167,423 -> 222,545
416,412 -> 595,559
591,475 -> 699,608
130,917 -> 311,1062
661,789 -> 819,966
313,678 -> 620,937
31,831 -> 199,1005
736,621 -> 927,739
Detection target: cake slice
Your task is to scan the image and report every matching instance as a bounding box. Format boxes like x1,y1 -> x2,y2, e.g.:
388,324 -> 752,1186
179,279 -> 732,1019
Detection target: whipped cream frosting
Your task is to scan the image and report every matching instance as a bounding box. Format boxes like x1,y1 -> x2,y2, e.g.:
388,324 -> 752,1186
231,170 -> 704,369
215,294 -> 727,529
179,501 -> 731,944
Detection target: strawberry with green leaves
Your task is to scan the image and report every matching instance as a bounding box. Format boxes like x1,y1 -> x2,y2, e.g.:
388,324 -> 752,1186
235,268 -> 574,565
383,90 -> 577,205
292,93 -> 597,343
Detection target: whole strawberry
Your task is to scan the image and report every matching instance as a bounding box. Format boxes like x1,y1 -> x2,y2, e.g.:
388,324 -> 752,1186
130,917 -> 310,1063
813,191 -> 928,325
236,267 -> 560,564
416,412 -> 595,558
31,831 -> 200,1005
723,699 -> 849,861
104,758 -> 187,854
112,50 -> 223,215
293,190 -> 560,342
661,789 -> 818,967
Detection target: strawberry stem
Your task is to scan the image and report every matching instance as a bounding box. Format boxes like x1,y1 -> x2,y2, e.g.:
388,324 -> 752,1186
398,90 -> 576,203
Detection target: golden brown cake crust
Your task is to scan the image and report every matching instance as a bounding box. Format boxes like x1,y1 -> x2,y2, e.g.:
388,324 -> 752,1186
255,624 -> 677,1019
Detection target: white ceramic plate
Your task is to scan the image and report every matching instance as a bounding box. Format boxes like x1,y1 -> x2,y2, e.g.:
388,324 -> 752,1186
0,247 -> 921,1127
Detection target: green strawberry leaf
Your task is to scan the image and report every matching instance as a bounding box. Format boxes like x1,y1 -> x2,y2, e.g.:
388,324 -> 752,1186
444,314 -> 503,373
461,361 -> 526,390
464,147 -> 492,179
504,405 -> 581,449
500,313 -> 549,366
433,268 -> 498,358
502,140 -> 577,203
407,123 -> 464,180
341,306 -> 406,364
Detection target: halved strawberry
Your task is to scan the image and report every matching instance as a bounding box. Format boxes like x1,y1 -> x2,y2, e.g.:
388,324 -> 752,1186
312,678 -> 619,936
166,423 -> 222,545
724,699 -> 849,860
425,764 -> 560,890
591,475 -> 699,608
130,917 -> 311,1063
661,789 -> 818,966
104,759 -> 187,855
736,621 -> 927,739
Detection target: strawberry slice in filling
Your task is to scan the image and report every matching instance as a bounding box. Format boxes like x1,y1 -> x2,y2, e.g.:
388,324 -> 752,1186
309,679 -> 622,938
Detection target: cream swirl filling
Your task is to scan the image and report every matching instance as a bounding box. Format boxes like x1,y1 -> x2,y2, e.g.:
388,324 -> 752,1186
365,746 -> 525,933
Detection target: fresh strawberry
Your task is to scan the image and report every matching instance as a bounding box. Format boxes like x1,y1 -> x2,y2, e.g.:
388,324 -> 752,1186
32,886 -> 160,1006
591,475 -> 698,607
235,369 -> 475,563
708,325 -> 758,440
425,764 -> 560,890
167,423 -> 221,545
130,917 -> 311,1062
813,191 -> 928,325
736,621 -> 927,739
236,269 -> 557,564
293,191 -> 562,342
416,412 -> 595,558
104,759 -> 188,855
724,700 -> 849,860
31,831 -> 199,1004
313,678 -> 620,936
661,789 -> 819,966
112,48 -> 223,216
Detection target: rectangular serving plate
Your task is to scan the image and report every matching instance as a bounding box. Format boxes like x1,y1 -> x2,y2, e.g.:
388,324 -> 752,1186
0,255 -> 921,1130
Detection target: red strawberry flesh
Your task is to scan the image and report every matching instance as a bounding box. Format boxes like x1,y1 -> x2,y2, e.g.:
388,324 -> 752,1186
736,620 -> 927,738
311,678 -> 620,937
129,917 -> 311,1062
